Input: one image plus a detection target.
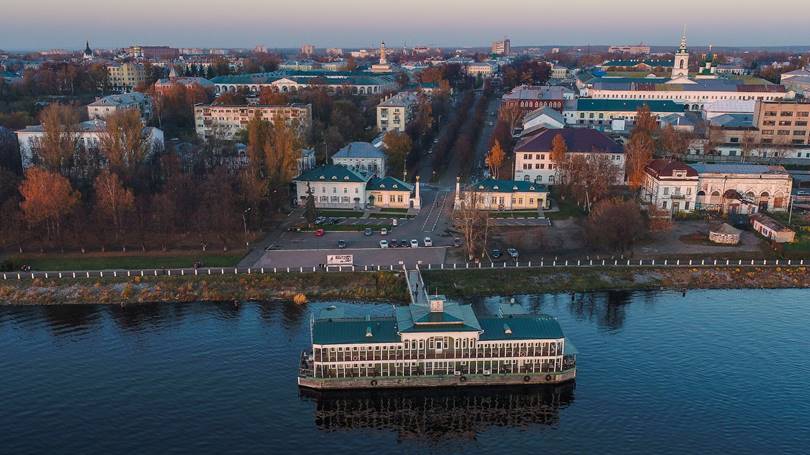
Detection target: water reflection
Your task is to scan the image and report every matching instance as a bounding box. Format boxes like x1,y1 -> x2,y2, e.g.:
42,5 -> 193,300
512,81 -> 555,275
301,384 -> 575,441
40,305 -> 101,337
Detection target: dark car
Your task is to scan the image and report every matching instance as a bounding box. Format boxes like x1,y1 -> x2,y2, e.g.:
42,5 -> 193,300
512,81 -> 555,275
363,228 -> 373,236
490,248 -> 502,259
337,240 -> 347,249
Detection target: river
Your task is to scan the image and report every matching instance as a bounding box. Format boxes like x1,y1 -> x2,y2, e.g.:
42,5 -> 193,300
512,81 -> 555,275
1,289 -> 809,454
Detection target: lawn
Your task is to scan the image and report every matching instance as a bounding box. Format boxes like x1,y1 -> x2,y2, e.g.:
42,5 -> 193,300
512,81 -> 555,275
316,210 -> 364,218
8,251 -> 246,271
369,213 -> 415,219
489,211 -> 539,219
546,200 -> 586,220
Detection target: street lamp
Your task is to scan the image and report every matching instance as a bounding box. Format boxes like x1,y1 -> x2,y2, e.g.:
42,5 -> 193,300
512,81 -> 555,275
242,207 -> 252,247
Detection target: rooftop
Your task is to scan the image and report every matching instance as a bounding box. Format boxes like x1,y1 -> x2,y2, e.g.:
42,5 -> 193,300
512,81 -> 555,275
575,99 -> 686,113
503,84 -> 572,101
467,178 -> 548,194
515,128 -> 623,154
366,176 -> 413,192
294,164 -> 368,183
333,142 -> 386,160
690,163 -> 789,176
645,159 -> 698,178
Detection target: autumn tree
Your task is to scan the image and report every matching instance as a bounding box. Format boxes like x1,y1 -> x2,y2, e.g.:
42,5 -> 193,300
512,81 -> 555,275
564,153 -> 621,211
93,169 -> 135,238
19,166 -> 80,240
264,120 -> 301,208
383,131 -> 412,179
550,133 -> 569,183
658,124 -> 691,160
32,104 -> 80,173
584,198 -> 646,253
485,141 -> 506,179
499,104 -> 523,134
625,106 -> 657,190
245,111 -> 270,178
258,88 -> 289,105
453,190 -> 491,261
99,109 -> 149,180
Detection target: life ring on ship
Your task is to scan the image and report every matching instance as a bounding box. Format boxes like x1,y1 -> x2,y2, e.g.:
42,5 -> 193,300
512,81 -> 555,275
545,375 -> 552,382
370,379 -> 378,386
459,376 -> 467,383
523,375 -> 531,382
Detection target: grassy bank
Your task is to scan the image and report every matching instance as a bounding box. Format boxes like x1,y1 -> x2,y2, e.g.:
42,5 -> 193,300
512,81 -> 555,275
5,251 -> 245,271
0,271 -> 408,305
422,266 -> 810,297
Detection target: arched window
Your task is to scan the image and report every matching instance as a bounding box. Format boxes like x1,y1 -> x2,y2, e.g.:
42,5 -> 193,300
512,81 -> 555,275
679,60 -> 685,69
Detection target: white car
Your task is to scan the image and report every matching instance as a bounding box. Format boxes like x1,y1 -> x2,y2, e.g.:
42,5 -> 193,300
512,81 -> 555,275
379,240 -> 389,248
380,227 -> 388,235
423,237 -> 433,247
409,239 -> 419,248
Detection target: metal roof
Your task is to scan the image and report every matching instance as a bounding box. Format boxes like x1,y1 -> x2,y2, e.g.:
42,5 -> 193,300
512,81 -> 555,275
575,98 -> 685,113
294,164 -> 368,183
333,142 -> 385,159
467,178 -> 548,194
478,315 -> 564,341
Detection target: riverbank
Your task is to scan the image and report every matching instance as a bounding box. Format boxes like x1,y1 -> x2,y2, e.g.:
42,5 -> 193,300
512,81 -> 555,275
0,272 -> 409,305
422,266 -> 810,297
1,267 -> 808,305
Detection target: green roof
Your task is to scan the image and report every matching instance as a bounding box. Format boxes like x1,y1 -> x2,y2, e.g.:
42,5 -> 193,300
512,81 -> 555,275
576,99 -> 686,113
295,164 -> 368,183
312,317 -> 400,345
478,315 -> 564,341
396,301 -> 482,333
367,176 -> 413,191
468,178 -> 548,194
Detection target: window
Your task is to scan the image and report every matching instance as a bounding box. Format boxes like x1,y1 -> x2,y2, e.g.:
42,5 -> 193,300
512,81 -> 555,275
765,111 -> 777,116
762,130 -> 774,135
763,120 -> 776,126
663,187 -> 669,195
778,121 -> 792,126
780,111 -> 794,117
798,111 -> 809,118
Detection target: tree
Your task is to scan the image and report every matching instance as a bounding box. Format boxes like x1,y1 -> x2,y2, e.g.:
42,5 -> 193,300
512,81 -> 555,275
453,190 -> 491,261
564,153 -> 621,211
499,103 -> 523,134
32,104 -> 79,173
625,108 -> 657,191
550,133 -> 568,183
304,183 -> 317,226
383,131 -> 412,179
659,124 -> 691,160
258,88 -> 289,105
584,198 -> 646,253
19,166 -> 80,240
245,111 -> 270,177
264,120 -> 301,208
98,109 -> 149,180
485,141 -> 505,179
93,169 -> 134,238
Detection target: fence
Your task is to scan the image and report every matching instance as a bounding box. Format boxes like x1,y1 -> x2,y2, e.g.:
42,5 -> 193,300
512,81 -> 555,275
2,257 -> 808,281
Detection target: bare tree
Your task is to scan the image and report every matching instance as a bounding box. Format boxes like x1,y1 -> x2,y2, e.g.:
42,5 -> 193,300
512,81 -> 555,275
453,191 -> 491,261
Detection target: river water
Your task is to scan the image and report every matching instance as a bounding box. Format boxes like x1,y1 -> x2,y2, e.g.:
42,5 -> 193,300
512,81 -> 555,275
1,289 -> 809,454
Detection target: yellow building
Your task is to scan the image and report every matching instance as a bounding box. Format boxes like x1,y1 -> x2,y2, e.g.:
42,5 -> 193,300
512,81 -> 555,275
107,62 -> 146,92
454,178 -> 549,211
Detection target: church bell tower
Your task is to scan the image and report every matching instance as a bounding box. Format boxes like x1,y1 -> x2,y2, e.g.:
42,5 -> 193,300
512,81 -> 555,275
671,27 -> 689,79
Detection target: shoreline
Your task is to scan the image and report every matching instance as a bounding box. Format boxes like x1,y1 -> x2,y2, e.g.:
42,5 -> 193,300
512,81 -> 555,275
1,266 -> 808,305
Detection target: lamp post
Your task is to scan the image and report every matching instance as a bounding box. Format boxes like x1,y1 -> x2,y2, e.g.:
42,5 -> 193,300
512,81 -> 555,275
242,207 -> 252,247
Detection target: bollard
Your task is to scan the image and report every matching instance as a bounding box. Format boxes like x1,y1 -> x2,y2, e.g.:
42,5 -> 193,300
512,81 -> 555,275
181,269 -> 184,276
364,265 -> 368,271
45,272 -> 48,279
59,273 -> 62,279
167,270 -> 171,276
17,273 -> 21,280
589,260 -> 593,266
701,260 -> 704,266
788,260 -> 791,266
602,259 -> 605,266
529,261 -> 532,267
127,271 -> 131,277
503,261 -> 507,268
113,271 -> 116,278
776,260 -> 779,266
234,268 -> 239,275
652,259 -> 655,266
313,266 -> 316,272
287,267 -> 290,273
454,263 -> 457,269
428,264 -> 432,270
577,260 -> 580,266
639,259 -> 642,266
553,260 -> 557,266
677,260 -> 680,266
441,263 -> 445,270
208,268 -> 212,275
248,268 -> 252,274
300,267 -> 304,273
627,259 -> 630,266
714,259 -> 717,266
221,268 -> 225,275
466,263 -> 469,269
195,269 -> 198,276
377,265 -> 381,271
73,272 -> 77,278
565,260 -> 568,266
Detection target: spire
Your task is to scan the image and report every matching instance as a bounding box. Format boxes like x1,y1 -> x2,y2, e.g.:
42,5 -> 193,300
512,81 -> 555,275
678,25 -> 688,52
380,41 -> 387,65
84,40 -> 92,56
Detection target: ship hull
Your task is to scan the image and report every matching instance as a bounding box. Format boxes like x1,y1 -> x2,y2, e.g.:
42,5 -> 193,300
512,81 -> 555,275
298,370 -> 576,390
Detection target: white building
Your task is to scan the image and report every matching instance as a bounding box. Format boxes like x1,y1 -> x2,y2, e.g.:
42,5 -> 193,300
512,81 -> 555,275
563,99 -> 686,130
692,163 -> 792,214
467,62 -> 497,78
377,91 -> 418,133
513,128 -> 625,184
332,142 -> 387,177
640,159 -> 699,214
16,119 -> 163,169
87,92 -> 153,120
454,178 -> 550,211
294,164 -> 420,210
491,38 -> 511,56
702,99 -> 757,120
193,103 -> 312,141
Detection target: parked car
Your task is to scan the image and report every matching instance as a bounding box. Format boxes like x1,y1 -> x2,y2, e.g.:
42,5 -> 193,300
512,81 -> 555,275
490,248 -> 502,259
315,228 -> 325,237
507,248 -> 519,259
410,239 -> 419,248
380,227 -> 388,235
337,240 -> 347,249
453,237 -> 462,248
423,237 -> 433,247
364,228 -> 373,236
314,216 -> 327,225
393,239 -> 403,247
379,240 -> 389,248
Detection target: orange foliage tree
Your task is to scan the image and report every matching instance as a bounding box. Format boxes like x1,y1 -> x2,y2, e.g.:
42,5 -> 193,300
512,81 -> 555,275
19,166 -> 80,239
93,169 -> 135,237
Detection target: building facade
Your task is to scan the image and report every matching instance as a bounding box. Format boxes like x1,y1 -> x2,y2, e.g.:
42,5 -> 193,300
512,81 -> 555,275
691,163 -> 792,214
107,62 -> 146,92
608,43 -> 651,55
563,99 -> 686,129
331,142 -> 387,177
193,103 -> 312,141
491,39 -> 511,56
640,159 -> 699,213
87,92 -> 152,120
212,70 -> 397,96
455,178 -> 550,211
377,91 -> 418,133
502,85 -> 574,113
294,164 -> 420,210
513,128 -> 625,184
753,100 -> 810,146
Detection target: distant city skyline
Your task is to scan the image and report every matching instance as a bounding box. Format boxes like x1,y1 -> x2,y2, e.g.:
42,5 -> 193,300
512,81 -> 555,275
2,0 -> 810,50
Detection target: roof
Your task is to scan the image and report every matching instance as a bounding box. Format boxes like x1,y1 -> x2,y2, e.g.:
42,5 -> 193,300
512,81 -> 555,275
703,99 -> 757,113
515,128 -> 623,154
378,91 -> 418,107
211,70 -> 394,87
523,106 -> 565,125
645,159 -> 698,178
503,84 -> 571,101
709,113 -> 754,128
366,176 -> 413,192
333,142 -> 385,160
467,178 -> 548,194
710,223 -> 743,236
395,301 -> 482,333
591,78 -> 786,93
17,119 -> 107,134
575,99 -> 685,113
602,59 -> 673,67
88,92 -> 149,108
294,164 -> 368,183
751,213 -> 793,233
313,316 -> 400,345
690,163 -> 789,176
478,314 -> 564,341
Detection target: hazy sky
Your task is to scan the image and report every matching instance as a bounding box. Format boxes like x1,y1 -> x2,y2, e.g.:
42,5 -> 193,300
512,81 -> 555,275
3,0 -> 810,50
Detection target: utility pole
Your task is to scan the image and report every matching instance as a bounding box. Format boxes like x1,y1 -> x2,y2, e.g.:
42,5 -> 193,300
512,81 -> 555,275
788,194 -> 794,225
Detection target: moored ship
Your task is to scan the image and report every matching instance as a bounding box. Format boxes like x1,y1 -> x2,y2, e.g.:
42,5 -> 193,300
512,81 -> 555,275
297,270 -> 577,390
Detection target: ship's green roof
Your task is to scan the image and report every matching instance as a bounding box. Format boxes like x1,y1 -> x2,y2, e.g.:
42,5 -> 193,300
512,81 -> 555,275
396,302 -> 482,333
312,317 -> 400,345
478,314 -> 564,341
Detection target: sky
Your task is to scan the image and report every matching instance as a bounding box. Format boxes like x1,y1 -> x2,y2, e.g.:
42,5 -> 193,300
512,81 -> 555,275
2,0 -> 810,50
